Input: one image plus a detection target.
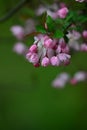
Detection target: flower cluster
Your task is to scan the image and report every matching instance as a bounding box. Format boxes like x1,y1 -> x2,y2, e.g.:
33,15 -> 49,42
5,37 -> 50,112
67,30 -> 87,52
26,35 -> 71,67
10,19 -> 36,55
36,3 -> 68,19
75,0 -> 85,2
52,71 -> 87,88
10,0 -> 87,89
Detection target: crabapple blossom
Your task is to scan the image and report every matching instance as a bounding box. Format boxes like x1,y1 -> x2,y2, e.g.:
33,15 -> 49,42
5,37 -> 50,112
80,43 -> 87,52
82,30 -> 87,39
41,57 -> 50,67
29,44 -> 37,53
26,35 -> 71,67
13,42 -> 27,55
67,30 -> 81,51
70,71 -> 87,85
56,7 -> 69,18
58,53 -> 71,63
50,56 -> 60,66
36,4 -> 58,19
11,26 -> 24,40
52,72 -> 70,88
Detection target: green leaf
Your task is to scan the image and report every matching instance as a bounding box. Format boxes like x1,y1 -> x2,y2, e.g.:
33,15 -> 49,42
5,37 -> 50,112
36,25 -> 47,34
53,30 -> 64,38
65,12 -> 73,23
46,15 -> 55,31
38,12 -> 47,25
46,15 -> 54,24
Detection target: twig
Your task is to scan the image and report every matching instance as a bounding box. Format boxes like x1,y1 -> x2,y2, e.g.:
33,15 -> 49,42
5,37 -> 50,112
0,0 -> 28,23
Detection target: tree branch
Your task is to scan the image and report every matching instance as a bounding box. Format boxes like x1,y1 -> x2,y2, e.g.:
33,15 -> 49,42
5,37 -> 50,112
0,0 -> 28,23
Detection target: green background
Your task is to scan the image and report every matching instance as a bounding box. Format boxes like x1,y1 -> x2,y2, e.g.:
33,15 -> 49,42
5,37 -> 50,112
0,0 -> 87,129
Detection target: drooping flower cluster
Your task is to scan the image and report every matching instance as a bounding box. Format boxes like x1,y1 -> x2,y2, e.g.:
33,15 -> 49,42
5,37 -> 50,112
52,71 -> 87,88
70,71 -> 87,85
75,0 -> 85,2
67,30 -> 87,52
36,3 -> 68,19
10,0 -> 87,89
26,35 -> 71,67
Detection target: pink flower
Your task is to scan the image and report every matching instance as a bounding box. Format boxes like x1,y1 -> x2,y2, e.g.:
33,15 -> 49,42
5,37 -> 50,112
52,72 -> 70,88
56,45 -> 62,53
57,7 -> 69,19
80,43 -> 87,52
11,26 -> 24,40
26,52 -> 32,60
59,38 -> 66,48
62,45 -> 70,54
70,79 -> 77,85
13,42 -> 26,55
29,53 -> 39,64
41,57 -> 50,67
58,53 -> 71,63
44,38 -> 54,48
52,78 -> 65,88
70,71 -> 87,85
29,45 -> 37,53
50,56 -> 60,66
47,48 -> 54,59
67,30 -> 81,51
82,30 -> 87,39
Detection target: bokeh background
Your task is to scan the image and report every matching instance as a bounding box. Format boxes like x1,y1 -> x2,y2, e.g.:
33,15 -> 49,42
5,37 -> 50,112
0,0 -> 87,129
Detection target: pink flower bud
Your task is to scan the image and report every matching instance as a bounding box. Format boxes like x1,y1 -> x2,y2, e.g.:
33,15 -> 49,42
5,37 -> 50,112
82,30 -> 87,39
41,57 -> 50,67
74,71 -> 87,81
34,63 -> 40,67
13,42 -> 26,55
29,53 -> 39,64
57,7 -> 69,19
50,56 -> 60,66
11,26 -> 24,40
56,45 -> 62,53
62,45 -> 70,53
52,78 -> 65,88
70,79 -> 77,85
26,52 -> 32,60
59,38 -> 66,48
29,44 -> 37,53
58,53 -> 71,62
52,72 -> 70,88
44,38 -> 53,48
80,43 -> 87,52
64,60 -> 70,66
47,48 -> 54,58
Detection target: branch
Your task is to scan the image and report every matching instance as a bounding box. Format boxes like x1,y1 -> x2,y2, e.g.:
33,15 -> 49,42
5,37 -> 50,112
0,0 -> 28,23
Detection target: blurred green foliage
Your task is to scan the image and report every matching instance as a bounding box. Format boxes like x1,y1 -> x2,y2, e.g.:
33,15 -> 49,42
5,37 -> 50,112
0,0 -> 87,130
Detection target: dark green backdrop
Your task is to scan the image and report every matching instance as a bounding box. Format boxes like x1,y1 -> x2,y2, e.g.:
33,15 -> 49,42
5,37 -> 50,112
0,0 -> 87,129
